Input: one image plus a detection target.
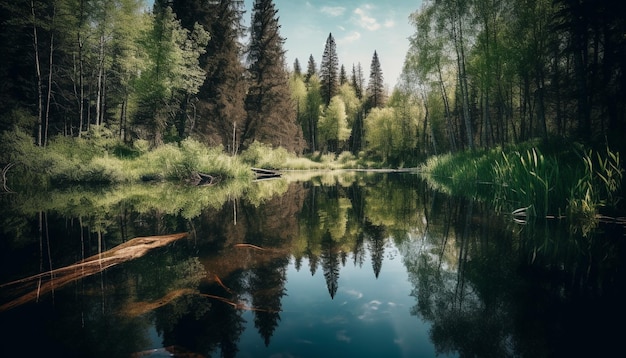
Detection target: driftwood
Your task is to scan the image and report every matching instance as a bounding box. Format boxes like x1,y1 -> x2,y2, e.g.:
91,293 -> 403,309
189,171 -> 219,186
0,233 -> 187,312
251,167 -> 281,181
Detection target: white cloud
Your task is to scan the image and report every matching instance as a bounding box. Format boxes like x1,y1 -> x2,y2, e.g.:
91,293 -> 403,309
354,7 -> 380,31
336,330 -> 351,343
321,6 -> 346,17
343,289 -> 364,299
384,20 -> 395,28
338,31 -> 361,45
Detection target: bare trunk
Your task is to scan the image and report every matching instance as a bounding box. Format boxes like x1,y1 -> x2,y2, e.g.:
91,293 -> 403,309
96,34 -> 105,126
437,61 -> 456,151
31,0 -> 43,147
44,3 -> 56,146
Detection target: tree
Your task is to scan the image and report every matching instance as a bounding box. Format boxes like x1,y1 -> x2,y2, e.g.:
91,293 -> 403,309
366,50 -> 386,111
388,87 -> 420,158
320,33 -> 339,106
339,64 -> 347,85
293,58 -> 302,77
349,63 -> 366,152
244,0 -> 304,153
364,107 -> 396,161
289,73 -> 307,145
351,63 -> 364,99
134,3 -> 209,145
318,96 -> 350,153
404,4 -> 456,153
172,0 -> 247,149
305,54 -> 316,82
304,75 -> 323,151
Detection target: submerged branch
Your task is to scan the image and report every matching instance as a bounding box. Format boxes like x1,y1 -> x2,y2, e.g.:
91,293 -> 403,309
0,233 -> 188,312
232,243 -> 266,250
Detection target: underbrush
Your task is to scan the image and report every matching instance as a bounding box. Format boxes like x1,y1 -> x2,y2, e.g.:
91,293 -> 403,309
1,127 -> 400,190
1,127 -> 253,186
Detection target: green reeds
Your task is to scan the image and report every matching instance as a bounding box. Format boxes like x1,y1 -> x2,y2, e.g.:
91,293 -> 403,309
421,141 -> 623,221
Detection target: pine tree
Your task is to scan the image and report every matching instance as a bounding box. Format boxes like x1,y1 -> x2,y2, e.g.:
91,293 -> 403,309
349,63 -> 365,152
351,63 -> 364,99
339,64 -> 347,85
366,51 -> 386,110
172,0 -> 247,151
305,54 -> 316,82
244,0 -> 304,152
293,58 -> 302,77
320,33 -> 339,106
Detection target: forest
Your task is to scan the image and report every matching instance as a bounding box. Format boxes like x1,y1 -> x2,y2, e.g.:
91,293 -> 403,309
0,0 -> 625,171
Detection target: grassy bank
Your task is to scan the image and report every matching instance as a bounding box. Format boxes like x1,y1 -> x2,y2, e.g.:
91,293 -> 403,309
0,127 -> 383,190
419,139 -> 623,220
1,127 -> 258,189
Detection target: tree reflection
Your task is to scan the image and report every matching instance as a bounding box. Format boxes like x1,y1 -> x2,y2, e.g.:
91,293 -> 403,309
320,231 -> 341,298
250,257 -> 289,345
2,172 -> 623,357
404,191 -> 626,357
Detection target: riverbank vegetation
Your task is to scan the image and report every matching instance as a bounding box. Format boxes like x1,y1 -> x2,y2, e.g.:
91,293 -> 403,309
0,125 -> 382,192
420,140 -> 623,221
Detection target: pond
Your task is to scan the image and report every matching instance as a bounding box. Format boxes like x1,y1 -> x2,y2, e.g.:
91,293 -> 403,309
0,172 -> 624,357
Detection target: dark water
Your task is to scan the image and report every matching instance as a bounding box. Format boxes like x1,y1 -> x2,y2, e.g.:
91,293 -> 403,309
0,172 -> 624,357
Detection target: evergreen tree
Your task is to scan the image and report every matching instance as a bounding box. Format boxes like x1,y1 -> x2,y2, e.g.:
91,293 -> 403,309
293,58 -> 302,77
350,63 -> 365,152
172,0 -> 247,151
320,33 -> 339,106
339,64 -> 347,85
351,63 -> 364,99
244,0 -> 304,152
366,51 -> 386,110
320,231 -> 340,299
305,54 -> 316,82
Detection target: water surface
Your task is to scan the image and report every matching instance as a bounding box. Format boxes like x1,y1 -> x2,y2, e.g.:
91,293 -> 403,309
0,172 -> 623,357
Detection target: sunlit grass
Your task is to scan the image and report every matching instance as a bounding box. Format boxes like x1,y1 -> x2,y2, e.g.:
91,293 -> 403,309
420,140 -> 623,219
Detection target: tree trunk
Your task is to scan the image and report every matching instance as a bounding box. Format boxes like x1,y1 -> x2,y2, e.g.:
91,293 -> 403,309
31,0 -> 43,147
437,61 -> 456,151
44,3 -> 55,147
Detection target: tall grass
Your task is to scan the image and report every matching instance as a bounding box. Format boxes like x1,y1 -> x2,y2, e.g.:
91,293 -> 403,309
1,126 -> 253,186
420,140 -> 623,219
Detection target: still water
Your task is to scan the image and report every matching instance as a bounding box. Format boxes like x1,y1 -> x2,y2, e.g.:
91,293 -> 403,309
0,172 -> 624,357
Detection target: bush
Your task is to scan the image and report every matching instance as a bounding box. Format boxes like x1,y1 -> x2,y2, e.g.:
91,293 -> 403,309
240,141 -> 289,169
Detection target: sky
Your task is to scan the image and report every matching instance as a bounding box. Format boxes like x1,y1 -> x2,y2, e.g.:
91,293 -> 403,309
146,0 -> 422,89
245,0 -> 421,89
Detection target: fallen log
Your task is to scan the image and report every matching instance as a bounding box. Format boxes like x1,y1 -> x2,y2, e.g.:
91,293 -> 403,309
251,167 -> 281,180
0,233 -> 187,312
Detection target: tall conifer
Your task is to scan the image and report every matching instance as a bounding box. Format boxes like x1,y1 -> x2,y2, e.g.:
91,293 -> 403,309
172,0 -> 247,150
305,54 -> 317,82
366,51 -> 386,110
320,33 -> 339,106
244,0 -> 304,152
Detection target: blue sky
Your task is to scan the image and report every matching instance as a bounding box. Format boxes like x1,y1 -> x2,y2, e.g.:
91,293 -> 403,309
147,0 -> 421,88
246,0 -> 422,89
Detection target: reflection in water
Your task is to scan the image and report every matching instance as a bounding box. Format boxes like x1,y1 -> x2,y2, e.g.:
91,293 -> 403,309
0,173 -> 624,357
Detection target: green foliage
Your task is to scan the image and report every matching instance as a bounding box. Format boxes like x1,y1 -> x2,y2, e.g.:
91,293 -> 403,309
364,107 -> 396,161
318,96 -> 350,152
421,141 -> 623,219
239,141 -> 289,169
1,128 -> 252,186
